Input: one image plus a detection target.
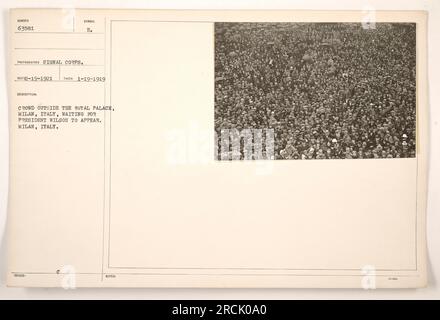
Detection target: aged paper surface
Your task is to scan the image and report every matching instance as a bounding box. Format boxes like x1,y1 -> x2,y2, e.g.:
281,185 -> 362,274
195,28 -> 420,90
7,9 -> 428,288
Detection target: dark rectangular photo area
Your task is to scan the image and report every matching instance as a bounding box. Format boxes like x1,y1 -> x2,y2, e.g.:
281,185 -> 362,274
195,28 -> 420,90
214,22 -> 416,160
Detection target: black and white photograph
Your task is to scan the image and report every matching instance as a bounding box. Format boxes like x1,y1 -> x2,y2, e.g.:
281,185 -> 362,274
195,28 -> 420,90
215,22 -> 417,160
1,4 -> 435,297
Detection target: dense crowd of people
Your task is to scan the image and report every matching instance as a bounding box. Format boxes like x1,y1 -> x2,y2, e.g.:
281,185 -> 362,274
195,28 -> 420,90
214,23 -> 416,160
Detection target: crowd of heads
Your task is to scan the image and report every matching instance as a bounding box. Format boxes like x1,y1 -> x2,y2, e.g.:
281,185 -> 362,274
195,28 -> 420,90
214,23 -> 416,160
